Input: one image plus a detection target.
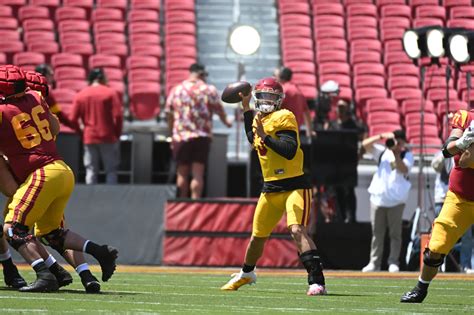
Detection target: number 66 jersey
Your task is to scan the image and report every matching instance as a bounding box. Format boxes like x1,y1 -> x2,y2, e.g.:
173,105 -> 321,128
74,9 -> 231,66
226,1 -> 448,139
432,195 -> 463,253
0,90 -> 60,183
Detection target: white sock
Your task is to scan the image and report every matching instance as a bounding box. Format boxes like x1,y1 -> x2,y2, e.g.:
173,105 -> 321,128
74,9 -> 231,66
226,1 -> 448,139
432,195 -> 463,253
418,276 -> 431,284
0,249 -> 11,261
75,263 -> 89,274
82,240 -> 90,253
31,258 -> 44,268
44,255 -> 57,268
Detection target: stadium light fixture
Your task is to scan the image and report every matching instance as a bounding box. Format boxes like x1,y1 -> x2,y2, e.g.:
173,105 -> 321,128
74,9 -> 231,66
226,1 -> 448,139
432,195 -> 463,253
425,27 -> 466,59
229,25 -> 261,56
449,31 -> 474,64
403,28 -> 427,59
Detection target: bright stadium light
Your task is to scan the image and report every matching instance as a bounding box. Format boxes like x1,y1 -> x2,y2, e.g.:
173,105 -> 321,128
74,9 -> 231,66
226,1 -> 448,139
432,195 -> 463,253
403,29 -> 424,59
426,28 -> 444,58
449,32 -> 473,64
229,25 -> 261,56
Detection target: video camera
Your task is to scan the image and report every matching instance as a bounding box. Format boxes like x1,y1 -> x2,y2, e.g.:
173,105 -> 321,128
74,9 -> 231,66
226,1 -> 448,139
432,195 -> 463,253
315,80 -> 339,128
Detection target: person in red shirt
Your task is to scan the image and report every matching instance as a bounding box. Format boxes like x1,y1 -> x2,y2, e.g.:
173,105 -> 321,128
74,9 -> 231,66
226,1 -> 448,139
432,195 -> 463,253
401,109 -> 474,303
70,68 -> 123,184
0,65 -> 117,292
274,67 -> 313,138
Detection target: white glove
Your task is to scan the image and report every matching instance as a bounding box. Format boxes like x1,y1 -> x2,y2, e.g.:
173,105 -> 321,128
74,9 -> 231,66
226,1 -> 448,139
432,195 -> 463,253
455,128 -> 474,150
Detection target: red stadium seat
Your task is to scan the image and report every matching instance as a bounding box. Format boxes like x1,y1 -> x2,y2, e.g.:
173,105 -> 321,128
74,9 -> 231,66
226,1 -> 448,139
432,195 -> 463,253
129,33 -> 160,46
166,11 -> 195,23
164,0 -> 193,11
315,39 -> 347,52
316,50 -> 347,64
384,51 -> 412,66
128,69 -> 160,83
0,0 -> 26,16
58,20 -> 90,33
313,15 -> 344,28
128,9 -> 159,22
30,0 -> 60,15
354,63 -> 385,77
319,62 -> 350,75
96,0 -> 128,14
129,82 -> 161,120
355,88 -> 388,106
405,112 -> 438,127
424,76 -> 453,91
406,125 -> 439,140
108,80 -> 125,98
95,32 -> 126,45
427,88 -> 459,105
369,124 -> 402,136
24,30 -> 55,44
408,0 -> 439,8
131,0 -> 161,11
52,88 -> 76,103
348,27 -> 378,41
447,19 -> 474,29
96,43 -> 128,65
166,57 -> 194,71
417,20 -> 443,29
102,68 -> 124,81
384,39 -> 404,52
381,5 -> 411,18
0,18 -> 19,30
391,88 -> 422,104
314,27 -> 345,39
347,4 -> 377,17
63,0 -> 93,18
291,73 -> 317,86
376,0 -> 406,6
388,76 -> 420,90
165,34 -> 195,47
380,28 -> 405,42
366,98 -> 399,114
442,0 -> 471,10
388,64 -> 419,78
354,75 -> 385,89
450,6 -> 474,19
131,44 -> 163,58
56,79 -> 87,91
416,6 -> 446,21
61,43 -> 94,65
60,31 -> 91,44
380,17 -> 410,30
437,100 -> 468,116
350,51 -> 381,64
368,111 -> 400,126
313,4 -> 344,16
281,14 -> 311,27
401,99 -> 435,115
284,61 -> 316,74
279,2 -> 309,15
18,5 -> 49,21
282,37 -> 313,50
54,66 -> 86,81
23,19 -> 54,32
298,85 -> 318,100
410,137 -> 443,156
128,22 -> 160,34
92,8 -> 123,22
51,53 -> 83,68
127,55 -> 160,70
0,5 -> 12,16
166,23 -> 196,36
0,30 -> 20,41
344,0 -> 373,5
27,42 -> 58,63
94,21 -> 126,34
166,46 -> 196,59
55,6 -> 86,21
13,51 -> 45,67
347,16 -> 377,28
89,54 -> 121,69
351,39 -> 382,53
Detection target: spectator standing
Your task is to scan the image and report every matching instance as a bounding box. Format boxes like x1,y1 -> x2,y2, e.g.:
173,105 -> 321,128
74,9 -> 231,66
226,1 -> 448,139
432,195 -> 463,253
326,100 -> 363,223
362,130 -> 414,272
165,63 -> 232,199
274,67 -> 313,138
70,68 -> 123,184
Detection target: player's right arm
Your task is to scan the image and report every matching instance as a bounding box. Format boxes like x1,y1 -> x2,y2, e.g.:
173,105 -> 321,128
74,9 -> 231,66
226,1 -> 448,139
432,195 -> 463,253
48,111 -> 60,137
0,156 -> 18,197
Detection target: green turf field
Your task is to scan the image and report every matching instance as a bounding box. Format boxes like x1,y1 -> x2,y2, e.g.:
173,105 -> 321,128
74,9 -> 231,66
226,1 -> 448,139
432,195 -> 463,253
0,268 -> 473,314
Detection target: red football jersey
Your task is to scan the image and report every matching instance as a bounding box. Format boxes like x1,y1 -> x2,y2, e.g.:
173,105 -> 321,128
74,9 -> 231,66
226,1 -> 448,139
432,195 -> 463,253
449,109 -> 474,201
0,90 -> 61,183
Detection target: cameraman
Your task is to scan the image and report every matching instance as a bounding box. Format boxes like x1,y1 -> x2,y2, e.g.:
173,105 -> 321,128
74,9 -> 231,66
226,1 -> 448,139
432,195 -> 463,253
361,130 -> 414,273
314,80 -> 339,130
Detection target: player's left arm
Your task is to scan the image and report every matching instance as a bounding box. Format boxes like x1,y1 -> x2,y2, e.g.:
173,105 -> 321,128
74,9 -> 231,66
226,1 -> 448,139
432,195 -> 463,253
263,130 -> 298,160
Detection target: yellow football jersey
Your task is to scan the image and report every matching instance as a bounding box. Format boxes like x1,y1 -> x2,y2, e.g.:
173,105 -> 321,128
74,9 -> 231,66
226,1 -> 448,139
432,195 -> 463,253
252,109 -> 304,182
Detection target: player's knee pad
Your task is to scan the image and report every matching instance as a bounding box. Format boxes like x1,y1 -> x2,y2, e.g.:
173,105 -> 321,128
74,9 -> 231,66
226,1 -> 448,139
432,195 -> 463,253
5,222 -> 35,250
423,248 -> 445,268
39,228 -> 69,254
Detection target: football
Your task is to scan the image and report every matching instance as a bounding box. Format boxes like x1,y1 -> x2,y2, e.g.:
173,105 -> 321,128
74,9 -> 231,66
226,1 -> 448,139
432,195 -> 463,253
221,81 -> 252,103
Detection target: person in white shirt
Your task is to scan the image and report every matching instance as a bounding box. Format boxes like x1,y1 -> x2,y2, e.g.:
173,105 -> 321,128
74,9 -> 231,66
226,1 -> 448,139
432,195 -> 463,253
362,130 -> 414,273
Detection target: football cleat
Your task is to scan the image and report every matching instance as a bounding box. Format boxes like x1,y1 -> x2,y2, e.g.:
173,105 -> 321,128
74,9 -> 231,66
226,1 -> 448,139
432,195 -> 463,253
96,246 -> 118,282
19,271 -> 58,293
3,266 -> 27,288
81,274 -> 101,294
400,287 -> 428,303
220,270 -> 257,291
51,264 -> 73,288
307,283 -> 327,296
